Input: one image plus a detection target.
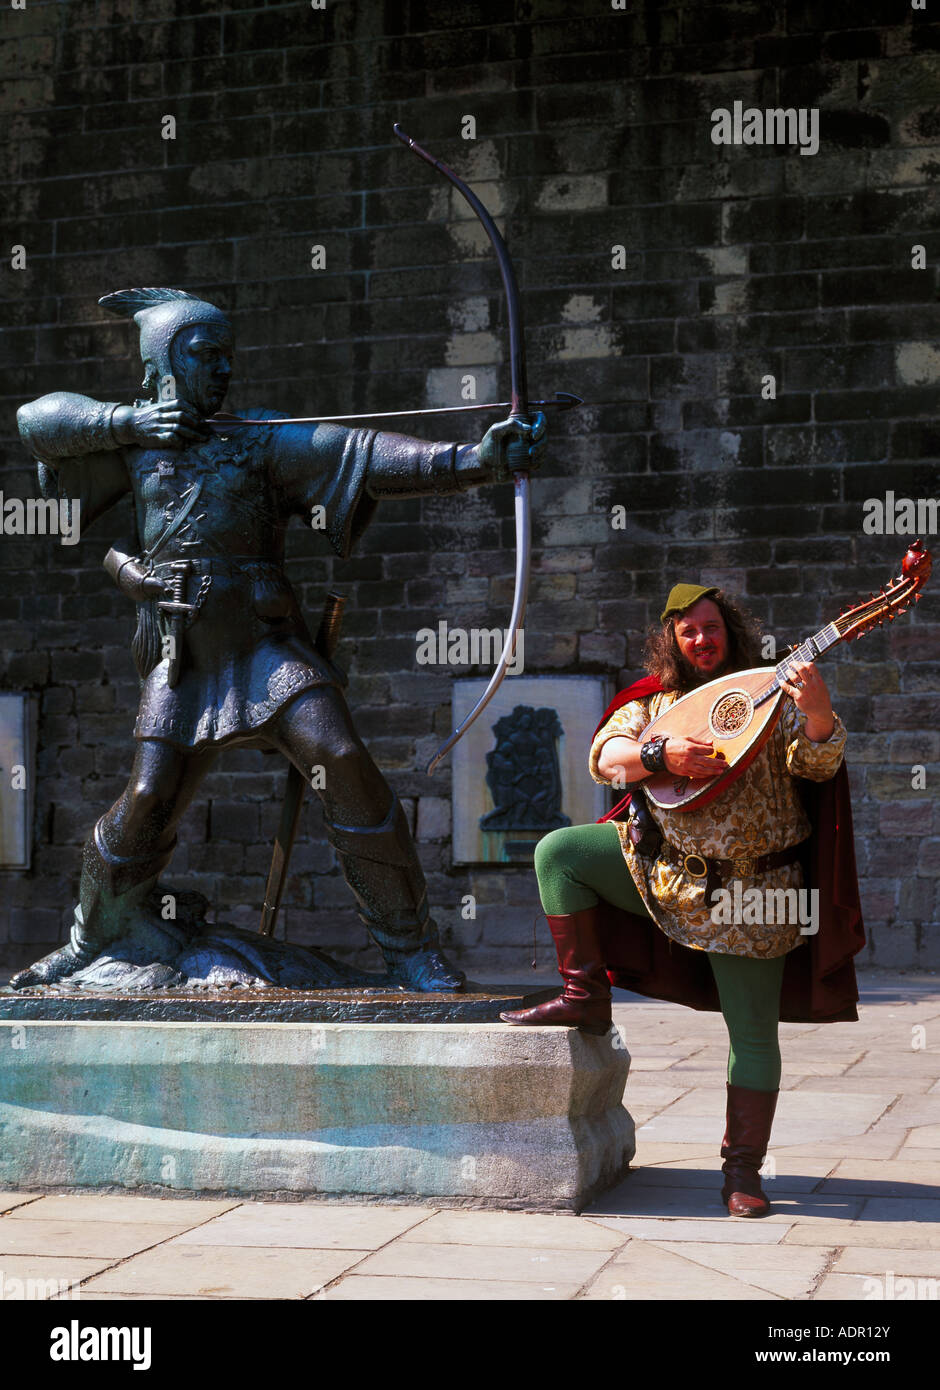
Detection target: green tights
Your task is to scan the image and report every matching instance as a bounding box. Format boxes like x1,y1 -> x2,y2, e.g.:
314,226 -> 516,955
534,823 -> 786,1092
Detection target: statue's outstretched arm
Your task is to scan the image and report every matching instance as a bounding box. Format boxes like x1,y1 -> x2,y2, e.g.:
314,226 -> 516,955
363,432 -> 482,498
363,413 -> 546,498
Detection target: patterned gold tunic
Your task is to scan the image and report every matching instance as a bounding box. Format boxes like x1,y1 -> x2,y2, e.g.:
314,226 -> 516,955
589,692 -> 846,959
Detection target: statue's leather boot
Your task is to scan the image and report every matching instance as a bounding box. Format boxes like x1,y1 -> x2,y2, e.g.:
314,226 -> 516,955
11,820 -> 175,989
325,796 -> 465,992
499,907 -> 612,1036
720,1083 -> 779,1217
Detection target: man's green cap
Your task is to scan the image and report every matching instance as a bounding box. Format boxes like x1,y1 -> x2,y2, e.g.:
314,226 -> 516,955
661,583 -> 720,623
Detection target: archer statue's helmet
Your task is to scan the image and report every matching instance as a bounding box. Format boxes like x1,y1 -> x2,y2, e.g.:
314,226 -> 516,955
99,287 -> 232,395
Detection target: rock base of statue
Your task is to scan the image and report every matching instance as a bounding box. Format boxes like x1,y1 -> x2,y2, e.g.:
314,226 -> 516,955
5,887 -> 425,993
0,1018 -> 635,1210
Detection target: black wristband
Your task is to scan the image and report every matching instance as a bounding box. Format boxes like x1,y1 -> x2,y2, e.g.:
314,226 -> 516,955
640,736 -> 669,773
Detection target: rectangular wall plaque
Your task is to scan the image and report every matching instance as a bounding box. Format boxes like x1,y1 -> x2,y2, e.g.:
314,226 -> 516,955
451,676 -> 610,865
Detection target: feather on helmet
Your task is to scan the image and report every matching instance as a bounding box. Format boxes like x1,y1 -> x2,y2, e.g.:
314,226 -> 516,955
99,288 -> 231,396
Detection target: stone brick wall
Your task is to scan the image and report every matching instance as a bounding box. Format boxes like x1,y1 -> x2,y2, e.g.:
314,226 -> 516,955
1,0 -> 937,974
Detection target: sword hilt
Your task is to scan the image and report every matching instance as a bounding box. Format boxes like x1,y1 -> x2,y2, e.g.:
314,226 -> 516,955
169,558 -> 193,598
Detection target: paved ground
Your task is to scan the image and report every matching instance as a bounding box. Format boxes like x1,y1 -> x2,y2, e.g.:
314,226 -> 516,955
0,968 -> 936,1301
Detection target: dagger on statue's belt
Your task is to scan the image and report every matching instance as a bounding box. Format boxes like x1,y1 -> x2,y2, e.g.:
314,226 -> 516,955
145,479 -> 205,689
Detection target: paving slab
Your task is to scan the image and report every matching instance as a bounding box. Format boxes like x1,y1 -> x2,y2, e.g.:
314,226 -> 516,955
661,1064 -> 730,1080
844,1056 -> 940,1079
618,1079 -> 691,1100
784,1223 -> 940,1249
832,1247 -> 940,1277
586,1216 -> 789,1244
579,1239 -> 780,1300
627,1157 -> 835,1193
0,1219 -> 191,1260
857,1196 -> 940,1223
171,1202 -> 430,1250
637,1102 -> 889,1144
636,1119 -> 724,1143
0,1193 -> 41,1214
585,1181 -> 732,1221
628,1142 -> 721,1165
629,1056 -> 703,1072
812,1272 -> 894,1300
396,1210 -> 623,1250
867,1097 -> 940,1126
819,1159 -> 940,1197
6,1195 -> 241,1226
319,1274 -> 582,1300
348,1240 -> 612,1284
593,1186 -> 864,1226
772,1136 -> 905,1159
0,1255 -> 115,1297
897,1123 -> 940,1147
650,1240 -> 831,1299
791,1075 -> 930,1094
778,1061 -> 861,1076
52,1291 -> 213,1300
760,1195 -> 866,1225
83,1245 -> 365,1298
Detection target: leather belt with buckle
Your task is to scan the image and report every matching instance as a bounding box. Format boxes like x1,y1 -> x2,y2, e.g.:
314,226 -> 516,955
665,841 -> 808,903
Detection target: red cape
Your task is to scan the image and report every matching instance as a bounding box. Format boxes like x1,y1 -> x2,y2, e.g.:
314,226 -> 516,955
593,677 -> 866,1023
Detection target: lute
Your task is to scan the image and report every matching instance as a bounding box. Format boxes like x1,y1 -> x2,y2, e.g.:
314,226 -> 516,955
640,541 -> 932,812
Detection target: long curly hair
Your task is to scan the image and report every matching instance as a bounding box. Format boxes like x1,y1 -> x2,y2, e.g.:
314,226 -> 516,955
643,590 -> 765,693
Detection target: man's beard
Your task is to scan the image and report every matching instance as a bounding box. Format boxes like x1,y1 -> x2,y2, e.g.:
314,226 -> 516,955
675,650 -> 733,692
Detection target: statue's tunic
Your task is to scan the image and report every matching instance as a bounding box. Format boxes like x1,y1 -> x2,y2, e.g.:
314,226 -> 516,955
19,401 -> 465,750
589,692 -> 847,959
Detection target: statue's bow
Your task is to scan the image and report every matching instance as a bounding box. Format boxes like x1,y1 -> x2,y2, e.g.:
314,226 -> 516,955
393,123 -> 533,775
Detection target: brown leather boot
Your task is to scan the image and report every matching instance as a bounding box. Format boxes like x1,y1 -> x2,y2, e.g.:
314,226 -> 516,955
499,907 -> 612,1036
720,1083 -> 779,1217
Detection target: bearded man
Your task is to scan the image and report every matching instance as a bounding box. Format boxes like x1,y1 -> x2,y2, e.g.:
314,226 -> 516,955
14,287 -> 544,994
501,583 -> 865,1217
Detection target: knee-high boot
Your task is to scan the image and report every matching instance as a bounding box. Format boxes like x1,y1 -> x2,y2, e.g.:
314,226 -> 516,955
324,795 -> 465,992
720,1083 -> 779,1217
11,819 -> 176,988
499,907 -> 612,1035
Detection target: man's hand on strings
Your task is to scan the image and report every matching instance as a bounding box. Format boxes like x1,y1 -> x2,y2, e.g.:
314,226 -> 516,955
779,659 -> 835,741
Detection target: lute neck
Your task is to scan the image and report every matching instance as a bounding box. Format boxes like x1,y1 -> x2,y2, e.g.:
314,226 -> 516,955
753,621 -> 841,709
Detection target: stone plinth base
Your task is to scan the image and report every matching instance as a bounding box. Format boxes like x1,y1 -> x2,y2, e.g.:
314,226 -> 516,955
0,984 -> 556,1024
0,1021 -> 635,1210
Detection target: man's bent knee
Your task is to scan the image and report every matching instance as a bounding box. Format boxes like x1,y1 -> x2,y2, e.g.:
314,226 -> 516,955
534,826 -> 578,879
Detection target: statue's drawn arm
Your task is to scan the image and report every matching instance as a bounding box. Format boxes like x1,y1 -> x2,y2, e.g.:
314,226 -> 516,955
16,393 -> 132,532
16,392 -> 129,461
17,391 -> 207,461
